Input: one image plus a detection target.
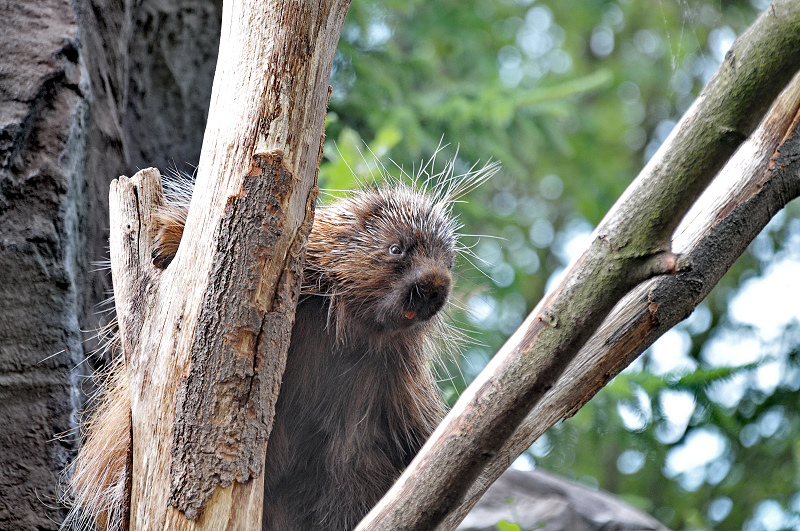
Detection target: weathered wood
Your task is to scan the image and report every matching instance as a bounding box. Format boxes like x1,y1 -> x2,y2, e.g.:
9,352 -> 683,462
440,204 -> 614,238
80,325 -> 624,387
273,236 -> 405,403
168,152 -> 314,518
356,1 -> 800,529
109,1 -> 350,530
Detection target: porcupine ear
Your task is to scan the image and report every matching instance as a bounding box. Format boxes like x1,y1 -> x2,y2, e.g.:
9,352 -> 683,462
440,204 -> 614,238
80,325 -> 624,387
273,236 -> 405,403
152,169 -> 194,268
152,208 -> 187,268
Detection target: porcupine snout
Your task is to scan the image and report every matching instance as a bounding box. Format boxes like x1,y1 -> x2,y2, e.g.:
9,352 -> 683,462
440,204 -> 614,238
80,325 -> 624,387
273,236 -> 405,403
401,265 -> 452,323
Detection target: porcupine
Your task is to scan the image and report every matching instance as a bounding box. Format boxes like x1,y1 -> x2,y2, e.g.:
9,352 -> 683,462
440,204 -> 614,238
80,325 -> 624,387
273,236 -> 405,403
65,159 -> 497,531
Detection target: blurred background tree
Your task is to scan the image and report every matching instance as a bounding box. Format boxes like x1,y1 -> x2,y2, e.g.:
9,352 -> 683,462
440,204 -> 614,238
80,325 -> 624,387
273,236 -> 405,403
320,1 -> 800,530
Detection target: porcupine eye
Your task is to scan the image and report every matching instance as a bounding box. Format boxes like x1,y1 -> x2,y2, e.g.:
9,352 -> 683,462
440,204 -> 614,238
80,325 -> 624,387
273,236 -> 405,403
388,243 -> 404,256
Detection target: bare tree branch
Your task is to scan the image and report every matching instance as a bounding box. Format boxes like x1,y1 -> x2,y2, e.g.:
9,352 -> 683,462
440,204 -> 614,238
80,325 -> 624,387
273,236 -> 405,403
442,72 -> 800,530
356,2 -> 800,529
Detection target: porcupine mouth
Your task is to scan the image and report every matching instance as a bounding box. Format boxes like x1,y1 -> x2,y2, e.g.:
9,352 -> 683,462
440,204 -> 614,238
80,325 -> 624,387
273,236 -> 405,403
396,274 -> 451,328
362,266 -> 452,333
366,287 -> 449,333
399,298 -> 444,325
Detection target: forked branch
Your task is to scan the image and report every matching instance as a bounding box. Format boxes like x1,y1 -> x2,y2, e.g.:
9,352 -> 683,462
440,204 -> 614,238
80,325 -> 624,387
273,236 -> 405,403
440,72 -> 800,530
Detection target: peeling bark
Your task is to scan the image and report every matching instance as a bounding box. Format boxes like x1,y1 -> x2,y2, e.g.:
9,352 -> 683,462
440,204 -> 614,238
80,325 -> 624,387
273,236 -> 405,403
169,152 -> 315,518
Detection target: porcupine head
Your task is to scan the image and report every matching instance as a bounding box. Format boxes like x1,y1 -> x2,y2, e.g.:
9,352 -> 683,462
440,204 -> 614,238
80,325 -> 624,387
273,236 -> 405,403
306,185 -> 457,344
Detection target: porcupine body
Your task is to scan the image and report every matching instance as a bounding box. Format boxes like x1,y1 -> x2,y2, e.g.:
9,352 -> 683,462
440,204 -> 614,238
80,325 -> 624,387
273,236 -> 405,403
261,183 -> 458,530
65,163 -> 492,530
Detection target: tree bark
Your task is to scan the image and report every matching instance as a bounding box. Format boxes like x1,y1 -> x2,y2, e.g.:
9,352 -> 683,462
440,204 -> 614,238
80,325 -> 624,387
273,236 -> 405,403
110,1 -> 349,529
355,2 -> 800,530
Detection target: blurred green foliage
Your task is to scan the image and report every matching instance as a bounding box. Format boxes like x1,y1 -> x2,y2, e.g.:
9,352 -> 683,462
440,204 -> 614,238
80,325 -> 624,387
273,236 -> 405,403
319,0 -> 800,529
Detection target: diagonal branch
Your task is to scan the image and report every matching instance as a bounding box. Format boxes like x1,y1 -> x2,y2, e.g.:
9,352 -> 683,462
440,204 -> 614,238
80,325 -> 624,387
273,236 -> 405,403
440,72 -> 800,530
356,1 -> 800,529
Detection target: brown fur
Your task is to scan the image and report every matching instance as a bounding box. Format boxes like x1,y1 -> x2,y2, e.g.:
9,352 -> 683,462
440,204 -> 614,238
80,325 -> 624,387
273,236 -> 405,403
67,357 -> 130,531
68,180 -> 462,531
261,186 -> 455,530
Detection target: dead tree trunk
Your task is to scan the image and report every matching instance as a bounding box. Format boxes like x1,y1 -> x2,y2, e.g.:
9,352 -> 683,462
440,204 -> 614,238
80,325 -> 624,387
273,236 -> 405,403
110,1 -> 349,529
355,1 -> 800,530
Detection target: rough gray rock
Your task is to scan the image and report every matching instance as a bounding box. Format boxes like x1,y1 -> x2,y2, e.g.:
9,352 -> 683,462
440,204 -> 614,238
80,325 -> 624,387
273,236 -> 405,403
0,0 -> 219,528
0,1 -> 86,528
459,468 -> 670,531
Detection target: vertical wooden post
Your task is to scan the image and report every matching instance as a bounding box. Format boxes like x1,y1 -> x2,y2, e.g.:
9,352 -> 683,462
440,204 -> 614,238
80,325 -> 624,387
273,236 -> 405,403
109,1 -> 350,529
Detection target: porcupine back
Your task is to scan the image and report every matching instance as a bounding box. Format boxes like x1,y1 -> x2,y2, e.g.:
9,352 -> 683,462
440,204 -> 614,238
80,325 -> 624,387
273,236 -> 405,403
64,160 -> 497,531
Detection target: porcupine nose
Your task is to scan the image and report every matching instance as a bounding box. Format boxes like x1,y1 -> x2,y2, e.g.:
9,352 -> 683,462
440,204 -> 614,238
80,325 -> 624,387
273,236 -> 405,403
404,268 -> 452,322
